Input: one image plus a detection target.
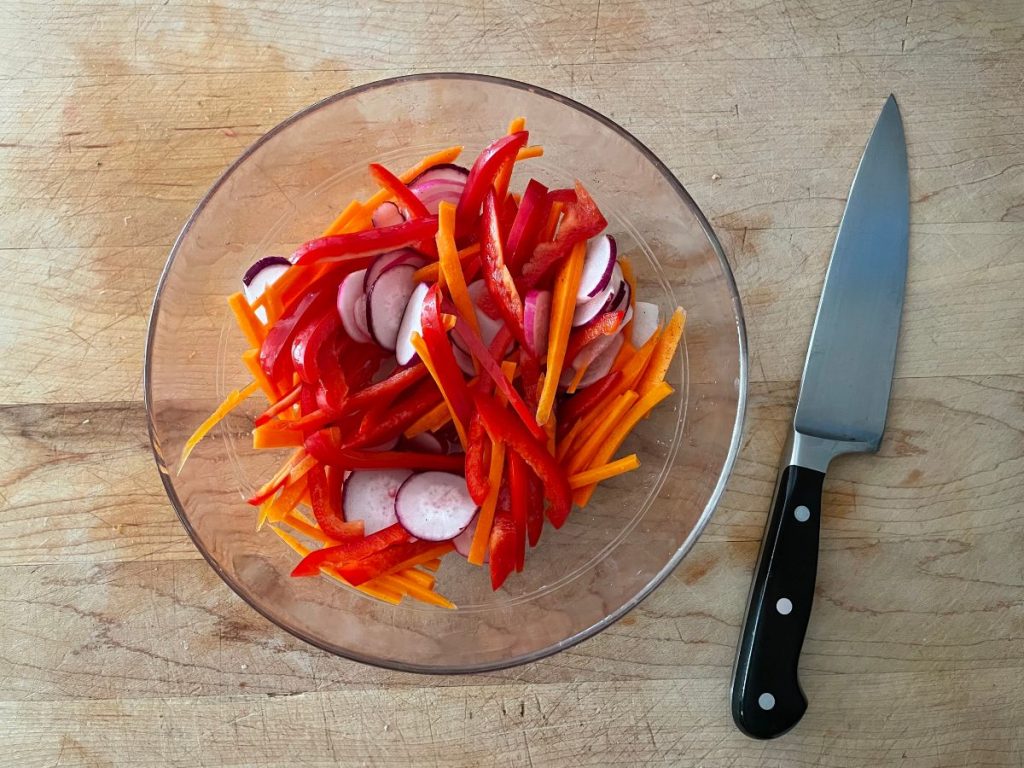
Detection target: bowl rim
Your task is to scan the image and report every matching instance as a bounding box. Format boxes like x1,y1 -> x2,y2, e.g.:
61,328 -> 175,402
144,71 -> 748,673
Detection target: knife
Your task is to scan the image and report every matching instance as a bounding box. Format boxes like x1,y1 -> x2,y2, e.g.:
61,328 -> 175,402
730,95 -> 909,739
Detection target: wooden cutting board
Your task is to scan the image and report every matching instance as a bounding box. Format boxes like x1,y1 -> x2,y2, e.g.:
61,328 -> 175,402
1,1 -> 1022,765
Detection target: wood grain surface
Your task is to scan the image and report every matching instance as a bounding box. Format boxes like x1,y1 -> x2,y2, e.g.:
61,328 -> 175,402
1,1 -> 1022,766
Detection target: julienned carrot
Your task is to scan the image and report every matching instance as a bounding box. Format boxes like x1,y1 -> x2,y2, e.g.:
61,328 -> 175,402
403,400 -> 452,437
381,541 -> 455,575
259,475 -> 310,529
566,391 -> 639,475
381,571 -> 455,609
228,292 -> 266,348
637,307 -> 686,394
253,382 -> 302,427
540,201 -> 564,242
410,332 -> 468,449
468,436 -> 506,565
398,568 -> 437,590
323,145 -> 464,236
413,243 -> 480,284
421,558 -> 442,572
322,200 -> 369,238
242,349 -> 280,402
536,240 -> 587,425
516,146 -> 544,161
437,202 -> 480,338
568,454 -> 640,489
252,421 -> 304,449
618,329 -> 662,392
179,380 -> 260,470
247,447 -> 306,505
575,382 -> 675,506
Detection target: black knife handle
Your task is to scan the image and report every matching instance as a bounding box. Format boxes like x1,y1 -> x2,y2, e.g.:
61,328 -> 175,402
731,464 -> 826,739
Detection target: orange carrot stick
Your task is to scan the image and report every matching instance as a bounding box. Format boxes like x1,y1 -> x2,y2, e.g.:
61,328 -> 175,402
637,307 -> 686,394
437,201 -> 480,337
568,454 -> 640,489
566,391 -> 639,475
241,348 -> 280,402
467,436 -> 506,565
228,292 -> 266,348
411,332 -> 468,449
179,381 -> 260,470
536,240 -> 586,425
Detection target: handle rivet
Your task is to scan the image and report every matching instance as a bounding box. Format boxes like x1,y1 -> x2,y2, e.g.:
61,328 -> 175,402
776,597 -> 793,615
794,505 -> 810,522
758,692 -> 776,710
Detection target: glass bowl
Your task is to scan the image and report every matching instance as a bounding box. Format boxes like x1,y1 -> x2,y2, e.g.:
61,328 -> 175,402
145,73 -> 747,672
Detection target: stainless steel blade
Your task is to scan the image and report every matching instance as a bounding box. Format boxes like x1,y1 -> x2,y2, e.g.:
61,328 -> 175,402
793,95 -> 909,452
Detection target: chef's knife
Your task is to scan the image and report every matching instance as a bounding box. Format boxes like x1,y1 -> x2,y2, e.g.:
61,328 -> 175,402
730,95 -> 909,739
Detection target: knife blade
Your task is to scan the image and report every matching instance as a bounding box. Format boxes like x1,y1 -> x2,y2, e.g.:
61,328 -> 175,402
730,95 -> 909,739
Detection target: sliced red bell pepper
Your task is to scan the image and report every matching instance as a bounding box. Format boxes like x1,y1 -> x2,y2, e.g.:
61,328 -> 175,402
506,179 -> 549,271
368,162 -> 431,221
526,472 -> 544,547
472,390 -> 572,528
564,311 -> 624,366
558,370 -> 622,430
316,334 -> 350,412
335,539 -> 445,586
341,362 -> 429,415
259,284 -> 337,380
547,187 -> 578,205
253,381 -> 302,427
291,215 -> 439,267
521,182 -> 607,289
291,522 -> 412,577
499,193 -> 518,236
350,377 -> 443,448
305,429 -> 466,472
508,451 -> 529,572
464,412 -> 491,505
420,285 -> 473,430
307,463 -> 355,541
488,512 -> 517,590
480,188 -> 527,346
452,318 -> 546,443
455,131 -> 529,236
291,306 -> 341,385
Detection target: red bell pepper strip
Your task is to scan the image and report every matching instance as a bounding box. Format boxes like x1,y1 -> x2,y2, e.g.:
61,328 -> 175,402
472,390 -> 572,528
506,179 -> 549,271
420,285 -> 473,430
335,539 -> 445,586
508,451 -> 530,572
464,412 -> 491,505
452,318 -> 546,443
499,193 -> 518,236
488,512 -> 517,590
340,362 -> 429,415
290,216 -> 439,267
547,187 -> 578,205
350,378 -> 443,448
306,463 -> 354,541
455,131 -> 529,235
526,472 -> 544,547
558,370 -> 622,430
291,522 -> 413,577
564,311 -> 624,367
291,306 -> 341,385
479,188 -> 527,346
316,334 -> 350,412
305,429 -> 465,472
368,163 -> 431,221
259,284 -> 336,380
253,381 -> 302,427
521,182 -> 607,289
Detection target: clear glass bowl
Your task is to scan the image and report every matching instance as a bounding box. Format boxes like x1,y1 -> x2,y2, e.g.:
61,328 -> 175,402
145,73 -> 747,672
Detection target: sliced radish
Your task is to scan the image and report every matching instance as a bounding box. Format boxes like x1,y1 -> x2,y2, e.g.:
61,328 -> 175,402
453,514 -> 486,562
454,280 -> 502,351
353,294 -> 372,343
576,235 -> 617,301
371,201 -> 405,229
578,335 -> 625,388
367,264 -> 417,350
631,301 -> 659,347
406,432 -> 444,454
395,282 -> 430,366
409,163 -> 470,187
572,265 -> 623,327
410,179 -> 465,215
364,248 -> 428,292
524,289 -> 552,357
395,471 -> 478,542
452,343 -> 476,376
243,256 -> 290,321
342,469 -> 413,535
338,269 -> 372,344
572,330 -> 620,371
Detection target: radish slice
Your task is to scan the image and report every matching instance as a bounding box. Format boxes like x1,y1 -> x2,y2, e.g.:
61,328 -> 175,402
342,469 -> 413,535
572,331 -> 620,371
406,432 -> 444,454
371,201 -> 405,229
576,235 -> 617,301
524,290 -> 552,357
367,264 -> 417,350
572,265 -> 623,327
409,163 -> 470,187
395,471 -> 478,541
338,269 -> 373,344
578,335 -> 624,388
452,343 -> 476,376
353,294 -> 372,343
410,179 -> 465,215
364,249 -> 428,292
395,282 -> 430,366
459,280 -> 502,348
631,301 -> 659,347
453,514 -> 486,562
243,256 -> 290,321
